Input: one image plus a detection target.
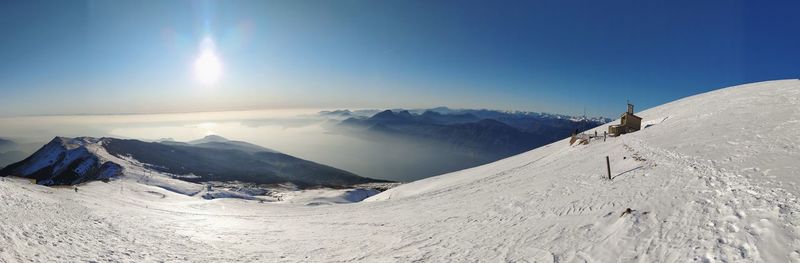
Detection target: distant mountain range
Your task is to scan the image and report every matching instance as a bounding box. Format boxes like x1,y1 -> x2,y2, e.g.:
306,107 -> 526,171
1,136 -> 382,187
330,107 -> 609,164
163,134 -> 278,154
323,107 -> 610,123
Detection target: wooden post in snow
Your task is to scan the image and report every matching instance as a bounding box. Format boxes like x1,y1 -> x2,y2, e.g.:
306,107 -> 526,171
606,156 -> 611,180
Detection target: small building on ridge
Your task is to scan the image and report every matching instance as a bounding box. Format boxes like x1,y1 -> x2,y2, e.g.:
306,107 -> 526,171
608,103 -> 641,136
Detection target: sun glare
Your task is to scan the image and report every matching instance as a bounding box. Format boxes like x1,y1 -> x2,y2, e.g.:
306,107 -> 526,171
194,37 -> 223,85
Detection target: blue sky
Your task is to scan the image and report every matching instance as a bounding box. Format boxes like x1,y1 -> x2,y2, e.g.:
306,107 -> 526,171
1,0 -> 798,117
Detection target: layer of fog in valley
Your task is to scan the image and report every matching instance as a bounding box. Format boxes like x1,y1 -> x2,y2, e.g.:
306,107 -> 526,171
0,109 -> 500,182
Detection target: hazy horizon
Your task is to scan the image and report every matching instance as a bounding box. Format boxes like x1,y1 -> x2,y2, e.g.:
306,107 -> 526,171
0,106 -> 607,181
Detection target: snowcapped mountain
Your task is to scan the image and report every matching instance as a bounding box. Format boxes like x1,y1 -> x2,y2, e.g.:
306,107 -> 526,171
1,136 -> 382,188
0,137 -> 122,185
420,106 -> 613,124
0,80 -> 799,262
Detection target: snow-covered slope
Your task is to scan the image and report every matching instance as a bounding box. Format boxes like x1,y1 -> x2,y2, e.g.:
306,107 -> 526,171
3,135 -> 381,190
0,137 -> 204,194
1,80 -> 799,262
0,137 -> 123,185
275,188 -> 380,205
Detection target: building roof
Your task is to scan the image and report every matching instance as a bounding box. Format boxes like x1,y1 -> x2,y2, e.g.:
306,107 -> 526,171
620,112 -> 642,120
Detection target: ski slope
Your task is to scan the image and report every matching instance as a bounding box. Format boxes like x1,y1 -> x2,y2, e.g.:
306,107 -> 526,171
1,80 -> 799,262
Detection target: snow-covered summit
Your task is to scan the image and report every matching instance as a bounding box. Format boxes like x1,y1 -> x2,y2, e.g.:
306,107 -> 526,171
0,137 -> 122,185
2,134 -> 380,189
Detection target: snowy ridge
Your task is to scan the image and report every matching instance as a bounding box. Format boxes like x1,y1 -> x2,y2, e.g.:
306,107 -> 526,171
0,137 -> 203,194
108,152 -> 204,196
0,80 -> 799,262
18,137 -> 80,175
2,137 -> 122,185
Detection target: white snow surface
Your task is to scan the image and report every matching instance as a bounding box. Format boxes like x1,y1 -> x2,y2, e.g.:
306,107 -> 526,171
2,79 -> 800,262
274,188 -> 380,205
18,137 -> 84,175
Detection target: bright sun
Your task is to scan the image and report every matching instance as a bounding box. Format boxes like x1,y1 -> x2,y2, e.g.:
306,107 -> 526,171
194,37 -> 222,85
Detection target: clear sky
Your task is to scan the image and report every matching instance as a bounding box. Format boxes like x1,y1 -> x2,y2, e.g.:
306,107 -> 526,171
1,0 -> 798,118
